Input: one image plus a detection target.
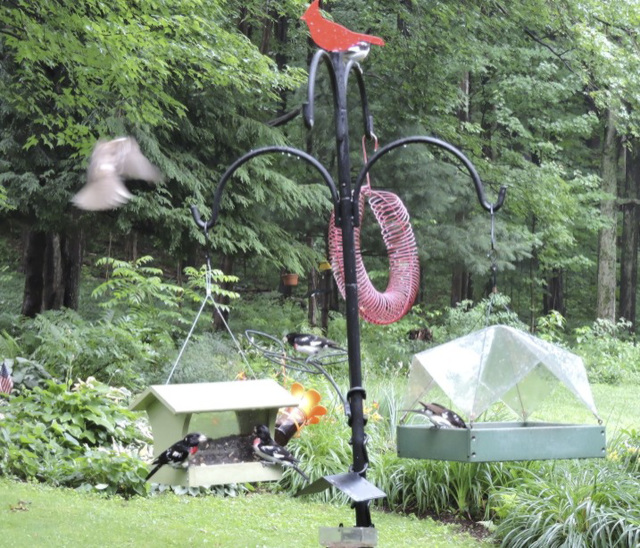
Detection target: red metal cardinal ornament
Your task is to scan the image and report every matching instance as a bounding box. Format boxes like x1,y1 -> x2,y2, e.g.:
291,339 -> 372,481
301,0 -> 385,52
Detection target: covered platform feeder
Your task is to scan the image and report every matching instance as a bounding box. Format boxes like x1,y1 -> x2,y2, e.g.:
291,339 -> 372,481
398,325 -> 606,462
130,379 -> 299,486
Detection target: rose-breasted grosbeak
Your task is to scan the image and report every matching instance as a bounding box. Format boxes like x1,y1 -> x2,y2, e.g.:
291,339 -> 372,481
406,402 -> 467,429
301,0 -> 385,52
252,424 -> 309,481
345,42 -> 371,63
72,137 -> 162,211
145,432 -> 207,480
285,332 -> 345,355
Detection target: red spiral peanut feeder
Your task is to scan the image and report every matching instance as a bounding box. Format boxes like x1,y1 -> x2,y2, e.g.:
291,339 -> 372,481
328,183 -> 420,325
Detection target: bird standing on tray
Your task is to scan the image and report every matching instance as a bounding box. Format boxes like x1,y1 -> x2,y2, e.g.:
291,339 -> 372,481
252,424 -> 309,481
405,402 -> 467,429
72,136 -> 162,211
145,432 -> 207,481
285,332 -> 345,356
301,0 -> 385,54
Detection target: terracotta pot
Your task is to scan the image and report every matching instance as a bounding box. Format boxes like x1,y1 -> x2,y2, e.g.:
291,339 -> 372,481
281,273 -> 299,286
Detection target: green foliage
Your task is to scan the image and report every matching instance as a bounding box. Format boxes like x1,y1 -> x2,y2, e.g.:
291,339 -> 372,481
156,332 -> 245,385
490,459 -> 640,547
22,308 -> 168,389
573,319 -> 640,384
431,294 -> 527,343
536,310 -> 567,343
0,379 -> 149,497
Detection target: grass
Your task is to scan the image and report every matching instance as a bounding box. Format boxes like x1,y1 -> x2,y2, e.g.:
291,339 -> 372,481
0,480 -> 491,548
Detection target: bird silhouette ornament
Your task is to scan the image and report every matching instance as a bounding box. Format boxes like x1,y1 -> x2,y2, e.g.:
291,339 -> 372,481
301,0 -> 385,56
72,137 -> 162,211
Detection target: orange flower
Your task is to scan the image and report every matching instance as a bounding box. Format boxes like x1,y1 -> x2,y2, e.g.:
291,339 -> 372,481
275,382 -> 327,445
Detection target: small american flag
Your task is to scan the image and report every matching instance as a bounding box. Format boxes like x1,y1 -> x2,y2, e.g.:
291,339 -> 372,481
0,362 -> 14,395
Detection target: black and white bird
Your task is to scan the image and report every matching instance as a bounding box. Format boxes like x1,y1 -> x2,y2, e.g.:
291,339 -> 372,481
72,136 -> 162,211
405,401 -> 467,429
145,432 -> 207,481
345,41 -> 371,63
284,332 -> 344,356
252,424 -> 309,481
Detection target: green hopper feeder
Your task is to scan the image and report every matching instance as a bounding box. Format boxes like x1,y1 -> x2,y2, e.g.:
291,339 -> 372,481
131,379 -> 299,486
397,325 -> 606,462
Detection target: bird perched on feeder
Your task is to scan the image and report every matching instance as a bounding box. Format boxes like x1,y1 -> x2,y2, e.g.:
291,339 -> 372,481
252,424 -> 309,481
405,402 -> 467,429
145,432 -> 207,481
285,332 -> 345,356
301,0 -> 385,54
72,136 -> 162,211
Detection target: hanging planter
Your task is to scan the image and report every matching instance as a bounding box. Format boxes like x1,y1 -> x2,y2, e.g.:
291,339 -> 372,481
282,273 -> 299,286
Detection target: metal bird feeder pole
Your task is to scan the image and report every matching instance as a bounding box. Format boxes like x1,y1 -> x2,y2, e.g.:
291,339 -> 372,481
191,47 -> 506,532
325,51 -> 370,528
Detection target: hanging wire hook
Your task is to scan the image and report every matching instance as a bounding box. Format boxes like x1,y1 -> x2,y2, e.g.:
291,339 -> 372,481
165,227 -> 254,384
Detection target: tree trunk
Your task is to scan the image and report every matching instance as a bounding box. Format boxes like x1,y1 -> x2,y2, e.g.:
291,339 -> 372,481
308,265 -> 319,327
543,268 -> 565,316
62,228 -> 83,310
21,229 -> 47,317
619,141 -> 639,328
596,110 -> 619,322
42,233 -> 63,310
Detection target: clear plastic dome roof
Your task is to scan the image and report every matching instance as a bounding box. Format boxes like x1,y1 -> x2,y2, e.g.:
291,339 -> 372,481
404,325 -> 599,422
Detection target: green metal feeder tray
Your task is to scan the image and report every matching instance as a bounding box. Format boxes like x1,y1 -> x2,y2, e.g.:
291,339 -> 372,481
400,326 -> 606,462
397,422 -> 606,462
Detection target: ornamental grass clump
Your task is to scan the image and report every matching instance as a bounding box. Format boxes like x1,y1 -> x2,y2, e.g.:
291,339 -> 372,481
490,459 -> 640,547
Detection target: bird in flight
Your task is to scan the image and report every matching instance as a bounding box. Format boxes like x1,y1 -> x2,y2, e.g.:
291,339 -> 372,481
301,0 -> 385,53
72,136 -> 162,211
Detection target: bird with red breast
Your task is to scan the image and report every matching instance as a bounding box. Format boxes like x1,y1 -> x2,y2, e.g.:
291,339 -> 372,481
301,0 -> 385,53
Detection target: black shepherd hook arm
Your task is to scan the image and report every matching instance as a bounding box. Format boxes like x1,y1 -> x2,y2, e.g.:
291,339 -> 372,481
352,136 -> 507,226
303,49 -> 375,139
190,145 -> 341,233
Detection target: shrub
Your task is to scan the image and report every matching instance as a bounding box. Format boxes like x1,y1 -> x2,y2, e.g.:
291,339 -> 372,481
20,308 -> 169,390
0,378 -> 150,497
573,319 -> 640,384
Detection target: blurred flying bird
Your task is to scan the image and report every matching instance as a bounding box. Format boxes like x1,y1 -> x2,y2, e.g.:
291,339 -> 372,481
72,137 -> 162,211
252,424 -> 309,481
145,432 -> 207,481
301,0 -> 385,53
404,402 -> 467,429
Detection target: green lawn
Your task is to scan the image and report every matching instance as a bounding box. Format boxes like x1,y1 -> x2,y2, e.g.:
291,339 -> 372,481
533,382 -> 639,435
0,479 -> 490,548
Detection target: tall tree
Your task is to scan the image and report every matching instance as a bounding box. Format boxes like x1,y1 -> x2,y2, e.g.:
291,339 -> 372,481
0,0 -> 305,315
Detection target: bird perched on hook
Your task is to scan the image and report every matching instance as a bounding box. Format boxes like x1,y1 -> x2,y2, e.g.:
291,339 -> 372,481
285,332 -> 345,356
405,402 -> 467,429
145,432 -> 207,481
252,424 -> 309,481
72,136 -> 162,211
301,0 -> 385,54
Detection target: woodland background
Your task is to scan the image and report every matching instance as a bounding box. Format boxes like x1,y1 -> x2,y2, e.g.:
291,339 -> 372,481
1,0 -> 640,333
